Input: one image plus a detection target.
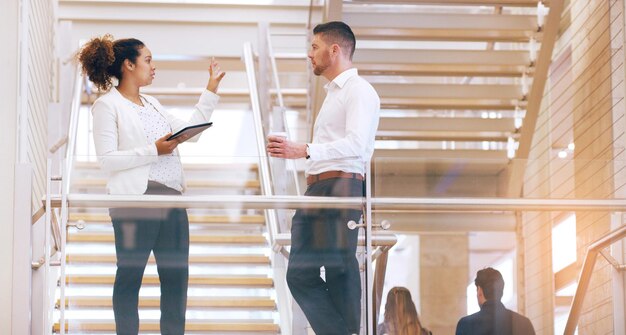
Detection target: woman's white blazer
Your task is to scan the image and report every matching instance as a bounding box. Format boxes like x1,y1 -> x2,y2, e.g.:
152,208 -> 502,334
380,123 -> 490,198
91,87 -> 219,195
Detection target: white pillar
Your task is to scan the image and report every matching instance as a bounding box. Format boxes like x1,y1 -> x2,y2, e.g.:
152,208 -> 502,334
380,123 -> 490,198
420,234 -> 469,335
0,0 -> 21,334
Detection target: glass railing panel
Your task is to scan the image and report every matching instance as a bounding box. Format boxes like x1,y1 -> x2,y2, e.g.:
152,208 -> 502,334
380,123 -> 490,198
61,154 -> 276,334
372,156 -> 626,200
59,154 -> 371,334
371,155 -> 626,335
59,152 -> 626,334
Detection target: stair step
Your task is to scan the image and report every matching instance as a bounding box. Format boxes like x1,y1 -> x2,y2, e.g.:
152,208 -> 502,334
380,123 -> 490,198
66,254 -> 270,265
381,97 -> 522,110
53,320 -> 280,332
74,161 -> 259,172
69,213 -> 265,225
57,296 -> 276,309
67,233 -> 267,245
71,179 -> 261,189
349,0 -> 548,6
66,274 -> 273,287
353,49 -> 531,77
346,11 -> 539,42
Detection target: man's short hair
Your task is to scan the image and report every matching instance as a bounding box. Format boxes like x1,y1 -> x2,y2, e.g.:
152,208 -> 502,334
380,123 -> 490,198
313,21 -> 356,60
475,267 -> 505,301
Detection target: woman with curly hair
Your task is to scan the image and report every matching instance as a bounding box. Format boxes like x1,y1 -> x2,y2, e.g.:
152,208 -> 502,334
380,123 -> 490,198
378,287 -> 433,335
77,35 -> 225,335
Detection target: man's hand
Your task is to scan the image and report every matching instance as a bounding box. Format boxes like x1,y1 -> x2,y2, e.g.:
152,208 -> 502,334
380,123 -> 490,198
206,57 -> 226,94
155,133 -> 181,155
266,135 -> 307,159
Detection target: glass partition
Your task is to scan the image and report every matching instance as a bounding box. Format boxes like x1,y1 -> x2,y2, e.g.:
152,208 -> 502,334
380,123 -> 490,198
371,155 -> 626,335
55,154 -> 371,334
54,104 -> 626,335
52,151 -> 626,334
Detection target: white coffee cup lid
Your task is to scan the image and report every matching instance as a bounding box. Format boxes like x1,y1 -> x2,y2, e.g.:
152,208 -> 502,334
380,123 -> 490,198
268,131 -> 288,137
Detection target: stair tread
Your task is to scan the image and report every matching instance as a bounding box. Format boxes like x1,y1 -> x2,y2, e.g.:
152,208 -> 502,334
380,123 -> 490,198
74,161 -> 259,171
381,97 -> 522,110
66,254 -> 270,264
69,213 -> 265,224
67,233 -> 267,244
72,178 -> 261,188
66,274 -> 274,287
58,296 -> 276,308
353,27 -> 537,41
53,320 -> 280,332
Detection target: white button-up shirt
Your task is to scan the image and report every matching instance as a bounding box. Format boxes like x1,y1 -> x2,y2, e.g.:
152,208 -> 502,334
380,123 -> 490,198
306,68 -> 380,176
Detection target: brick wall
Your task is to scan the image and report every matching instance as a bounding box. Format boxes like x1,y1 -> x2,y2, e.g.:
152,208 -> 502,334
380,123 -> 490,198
522,0 -> 624,333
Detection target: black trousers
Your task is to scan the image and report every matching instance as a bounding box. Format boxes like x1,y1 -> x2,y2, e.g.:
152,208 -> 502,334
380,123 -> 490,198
286,178 -> 364,335
109,181 -> 189,335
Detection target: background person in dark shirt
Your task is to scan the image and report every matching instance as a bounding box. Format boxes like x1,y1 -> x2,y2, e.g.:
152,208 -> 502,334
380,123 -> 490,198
456,267 -> 535,335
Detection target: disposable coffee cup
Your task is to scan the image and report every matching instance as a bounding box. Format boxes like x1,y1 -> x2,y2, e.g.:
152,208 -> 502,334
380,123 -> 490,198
267,131 -> 288,142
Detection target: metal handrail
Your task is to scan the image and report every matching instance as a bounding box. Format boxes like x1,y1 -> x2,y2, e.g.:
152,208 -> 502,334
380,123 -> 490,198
45,193 -> 626,211
274,233 -> 396,249
265,27 -> 302,196
59,64 -> 83,335
244,41 -> 295,333
372,197 -> 626,211
31,206 -> 45,225
49,136 -> 68,154
564,224 -> 626,335
64,65 -> 85,195
243,42 -> 280,240
267,29 -> 284,109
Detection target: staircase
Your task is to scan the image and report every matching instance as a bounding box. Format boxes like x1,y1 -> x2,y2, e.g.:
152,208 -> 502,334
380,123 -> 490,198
338,0 -> 562,199
54,161 -> 281,334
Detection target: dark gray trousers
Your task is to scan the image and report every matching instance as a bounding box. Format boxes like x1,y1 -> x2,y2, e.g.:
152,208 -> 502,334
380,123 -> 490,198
109,181 -> 189,335
286,177 -> 364,335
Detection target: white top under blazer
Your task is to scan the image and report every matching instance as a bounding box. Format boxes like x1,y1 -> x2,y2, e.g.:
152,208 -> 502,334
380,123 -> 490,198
91,87 -> 219,195
134,98 -> 184,192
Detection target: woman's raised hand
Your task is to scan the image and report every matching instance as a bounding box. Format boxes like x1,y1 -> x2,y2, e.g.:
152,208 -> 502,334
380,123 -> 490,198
206,57 -> 226,94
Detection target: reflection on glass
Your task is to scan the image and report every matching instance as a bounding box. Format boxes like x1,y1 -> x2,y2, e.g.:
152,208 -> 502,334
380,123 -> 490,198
552,215 -> 577,273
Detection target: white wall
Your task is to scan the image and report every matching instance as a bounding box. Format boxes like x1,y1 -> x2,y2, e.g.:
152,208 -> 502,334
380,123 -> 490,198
0,0 -> 20,333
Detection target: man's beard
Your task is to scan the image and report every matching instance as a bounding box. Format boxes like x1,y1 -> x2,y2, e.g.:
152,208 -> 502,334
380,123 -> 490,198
313,63 -> 328,76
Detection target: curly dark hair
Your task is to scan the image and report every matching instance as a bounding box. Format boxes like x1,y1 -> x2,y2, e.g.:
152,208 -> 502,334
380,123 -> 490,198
77,34 -> 145,91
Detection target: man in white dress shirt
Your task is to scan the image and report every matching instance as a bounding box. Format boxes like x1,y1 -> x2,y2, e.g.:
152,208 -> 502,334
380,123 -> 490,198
267,21 -> 380,335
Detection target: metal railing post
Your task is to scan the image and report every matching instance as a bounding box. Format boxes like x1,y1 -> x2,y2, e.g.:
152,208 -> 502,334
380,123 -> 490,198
44,159 -> 53,335
59,160 -> 68,335
365,162 -> 373,335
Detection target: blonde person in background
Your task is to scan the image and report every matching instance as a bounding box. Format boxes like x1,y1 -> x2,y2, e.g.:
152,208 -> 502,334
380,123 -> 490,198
378,287 -> 432,335
77,35 -> 225,335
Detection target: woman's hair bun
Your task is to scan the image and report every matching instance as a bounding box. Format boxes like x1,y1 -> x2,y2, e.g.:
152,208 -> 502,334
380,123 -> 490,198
77,34 -> 116,91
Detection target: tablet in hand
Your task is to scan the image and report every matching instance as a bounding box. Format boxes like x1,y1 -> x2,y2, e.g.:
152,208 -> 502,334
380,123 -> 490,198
167,122 -> 213,142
